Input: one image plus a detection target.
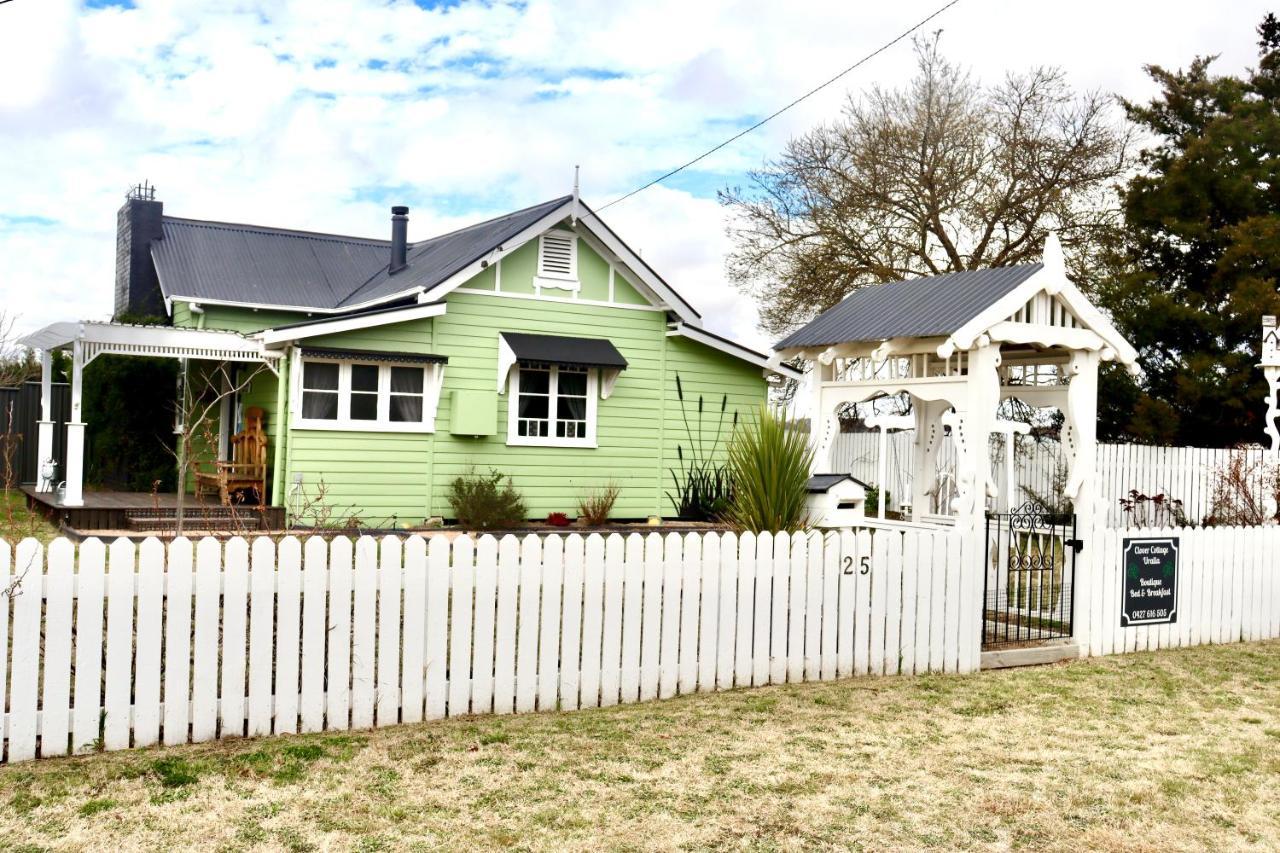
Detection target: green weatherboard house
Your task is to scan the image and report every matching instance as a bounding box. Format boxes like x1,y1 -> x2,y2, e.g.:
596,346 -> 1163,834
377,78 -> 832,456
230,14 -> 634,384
103,189 -> 800,525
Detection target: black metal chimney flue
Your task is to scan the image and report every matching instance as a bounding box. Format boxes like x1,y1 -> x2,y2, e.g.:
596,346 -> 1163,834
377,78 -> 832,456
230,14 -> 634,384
390,206 -> 409,273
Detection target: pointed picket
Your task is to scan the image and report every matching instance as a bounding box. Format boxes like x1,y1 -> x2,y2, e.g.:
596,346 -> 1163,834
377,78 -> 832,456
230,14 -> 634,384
469,535 -> 498,716
734,532 -> 757,688
325,537 -> 354,731
515,535 -> 542,713
41,539 -> 75,757
9,540 -> 44,761
715,532 -> 738,691
105,538 -> 137,751
698,533 -> 722,692
601,534 -> 629,706
750,532 -> 772,687
161,538 -> 193,748
678,533 -> 702,695
819,532 -> 840,681
640,533 -> 664,701
912,533 -> 933,674
192,539 -> 222,741
72,539 -> 106,754
786,532 -> 807,682
898,532 -> 919,676
247,537 -> 276,737
768,532 -> 791,685
447,536 -> 476,718
868,531 -> 889,676
560,534 -> 586,710
275,537 -> 303,735
133,538 -> 165,747
927,531 -> 947,673
350,537 -> 378,729
537,535 -> 564,712
620,534 -> 644,703
804,531 -> 824,681
301,537 -> 330,733
854,529 -> 873,676
660,533 -> 684,698
942,531 -> 962,673
881,531 -> 903,676
579,534 -> 607,707
490,536 -> 518,715
835,530 -> 856,678
375,537 -> 403,727
426,534 -> 453,718
400,536 -> 428,723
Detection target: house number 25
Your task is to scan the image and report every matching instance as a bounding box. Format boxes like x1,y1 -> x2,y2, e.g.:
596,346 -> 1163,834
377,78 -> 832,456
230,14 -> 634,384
842,556 -> 871,576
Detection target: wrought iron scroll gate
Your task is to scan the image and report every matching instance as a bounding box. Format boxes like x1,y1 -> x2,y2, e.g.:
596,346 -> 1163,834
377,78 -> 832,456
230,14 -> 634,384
983,502 -> 1080,650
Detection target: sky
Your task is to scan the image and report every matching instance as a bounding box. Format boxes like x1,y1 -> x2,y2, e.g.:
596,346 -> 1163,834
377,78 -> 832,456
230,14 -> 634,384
0,0 -> 1273,352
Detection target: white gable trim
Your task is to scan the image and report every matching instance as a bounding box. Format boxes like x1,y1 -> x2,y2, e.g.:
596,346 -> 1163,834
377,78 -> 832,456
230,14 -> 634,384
668,323 -> 804,380
257,301 -> 447,347
575,207 -> 701,324
944,267 -> 1138,369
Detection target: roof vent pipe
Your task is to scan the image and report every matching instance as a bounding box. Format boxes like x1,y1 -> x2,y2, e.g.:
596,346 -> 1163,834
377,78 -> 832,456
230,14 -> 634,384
390,205 -> 409,273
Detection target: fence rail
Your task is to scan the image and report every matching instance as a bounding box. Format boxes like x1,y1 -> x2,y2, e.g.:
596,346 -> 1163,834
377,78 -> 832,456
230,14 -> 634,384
0,529 -> 980,763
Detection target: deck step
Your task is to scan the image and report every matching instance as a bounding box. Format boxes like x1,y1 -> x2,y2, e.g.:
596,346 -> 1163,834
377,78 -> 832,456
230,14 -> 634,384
125,508 -> 269,532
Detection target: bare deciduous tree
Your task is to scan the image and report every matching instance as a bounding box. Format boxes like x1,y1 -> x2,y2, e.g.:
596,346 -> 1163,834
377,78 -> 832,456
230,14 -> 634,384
722,35 -> 1132,337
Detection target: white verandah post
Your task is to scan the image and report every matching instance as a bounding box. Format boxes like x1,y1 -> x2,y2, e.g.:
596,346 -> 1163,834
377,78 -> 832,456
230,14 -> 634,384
35,349 -> 55,492
62,339 -> 86,507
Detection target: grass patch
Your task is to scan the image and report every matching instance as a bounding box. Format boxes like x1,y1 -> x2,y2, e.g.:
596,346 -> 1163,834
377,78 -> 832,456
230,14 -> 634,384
0,641 -> 1277,850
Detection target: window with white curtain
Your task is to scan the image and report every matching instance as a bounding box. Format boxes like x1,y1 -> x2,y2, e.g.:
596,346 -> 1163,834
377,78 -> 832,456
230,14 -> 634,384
295,356 -> 442,432
508,362 -> 597,447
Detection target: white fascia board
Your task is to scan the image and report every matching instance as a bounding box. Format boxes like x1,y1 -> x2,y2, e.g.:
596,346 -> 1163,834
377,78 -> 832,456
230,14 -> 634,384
418,200 -> 579,305
944,267 -> 1139,368
668,323 -> 804,380
258,302 -> 447,347
575,208 -> 702,325
165,294 -> 348,315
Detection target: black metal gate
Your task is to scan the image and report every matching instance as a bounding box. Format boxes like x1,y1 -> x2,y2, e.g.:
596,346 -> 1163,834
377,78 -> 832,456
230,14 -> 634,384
983,501 -> 1079,649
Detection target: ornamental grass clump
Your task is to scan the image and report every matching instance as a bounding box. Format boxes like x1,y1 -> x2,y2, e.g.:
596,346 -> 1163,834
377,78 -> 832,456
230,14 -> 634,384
447,468 -> 527,530
724,404 -> 813,534
666,373 -> 737,520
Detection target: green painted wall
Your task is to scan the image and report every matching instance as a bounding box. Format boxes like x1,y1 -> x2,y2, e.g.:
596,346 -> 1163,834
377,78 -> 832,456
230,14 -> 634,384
166,234 -> 769,522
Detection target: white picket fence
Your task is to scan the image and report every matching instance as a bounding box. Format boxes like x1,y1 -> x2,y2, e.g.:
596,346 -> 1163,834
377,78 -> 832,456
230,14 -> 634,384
830,434 -> 1270,526
0,528 -> 981,764
1076,525 -> 1280,656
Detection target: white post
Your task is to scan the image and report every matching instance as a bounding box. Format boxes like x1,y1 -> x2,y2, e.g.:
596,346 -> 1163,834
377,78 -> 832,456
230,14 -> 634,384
1262,316 -> 1280,452
35,349 -> 55,492
910,398 -> 944,521
62,339 -> 86,507
808,358 -> 837,475
1063,349 -> 1101,656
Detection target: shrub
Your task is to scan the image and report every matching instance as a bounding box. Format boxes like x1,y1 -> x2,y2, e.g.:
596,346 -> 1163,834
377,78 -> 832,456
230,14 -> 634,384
666,373 -> 738,520
447,468 -> 527,530
723,404 -> 813,533
578,482 -> 620,526
545,512 -> 571,527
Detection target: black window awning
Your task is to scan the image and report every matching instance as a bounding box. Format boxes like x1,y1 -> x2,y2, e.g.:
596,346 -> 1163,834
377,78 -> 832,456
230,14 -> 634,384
501,332 -> 628,370
299,347 -> 447,365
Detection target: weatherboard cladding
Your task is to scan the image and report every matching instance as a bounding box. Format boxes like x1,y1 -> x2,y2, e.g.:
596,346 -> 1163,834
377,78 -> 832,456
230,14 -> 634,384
775,264 -> 1043,350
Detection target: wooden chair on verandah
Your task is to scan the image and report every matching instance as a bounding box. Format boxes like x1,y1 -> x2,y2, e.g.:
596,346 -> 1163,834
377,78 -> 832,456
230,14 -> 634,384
195,406 -> 268,507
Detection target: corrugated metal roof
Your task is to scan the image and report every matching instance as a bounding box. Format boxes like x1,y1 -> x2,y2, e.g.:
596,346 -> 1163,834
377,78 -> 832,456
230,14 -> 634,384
152,196 -> 574,312
502,331 -> 629,369
153,219 -> 390,310
339,196 -> 573,307
775,264 -> 1043,350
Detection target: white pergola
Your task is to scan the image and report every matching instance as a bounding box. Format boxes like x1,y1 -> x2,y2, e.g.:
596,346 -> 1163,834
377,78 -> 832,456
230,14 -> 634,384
777,235 -> 1140,545
19,321 -> 282,507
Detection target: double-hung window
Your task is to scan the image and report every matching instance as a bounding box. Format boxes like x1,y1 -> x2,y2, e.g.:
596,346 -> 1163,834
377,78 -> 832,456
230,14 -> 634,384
508,362 -> 597,447
295,353 -> 443,432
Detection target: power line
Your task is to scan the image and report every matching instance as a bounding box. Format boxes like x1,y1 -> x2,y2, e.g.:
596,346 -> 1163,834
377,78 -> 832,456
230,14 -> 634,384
598,0 -> 962,211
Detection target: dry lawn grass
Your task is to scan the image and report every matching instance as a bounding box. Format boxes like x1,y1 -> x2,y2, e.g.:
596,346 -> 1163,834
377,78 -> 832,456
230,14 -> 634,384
1,641 -> 1278,851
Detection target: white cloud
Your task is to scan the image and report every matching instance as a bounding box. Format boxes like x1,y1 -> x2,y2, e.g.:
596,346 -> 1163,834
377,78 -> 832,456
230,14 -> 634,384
0,0 -> 1273,341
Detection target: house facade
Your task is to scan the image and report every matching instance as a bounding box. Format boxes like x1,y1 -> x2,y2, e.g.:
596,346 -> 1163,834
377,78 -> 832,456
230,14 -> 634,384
37,189 -> 797,526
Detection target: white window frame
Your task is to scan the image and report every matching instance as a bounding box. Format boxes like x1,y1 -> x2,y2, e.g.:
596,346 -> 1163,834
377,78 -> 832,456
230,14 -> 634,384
506,363 -> 598,448
292,355 -> 444,433
534,229 -> 580,293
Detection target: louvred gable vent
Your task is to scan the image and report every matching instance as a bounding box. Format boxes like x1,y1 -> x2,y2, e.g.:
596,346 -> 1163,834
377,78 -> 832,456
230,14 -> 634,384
539,232 -> 575,278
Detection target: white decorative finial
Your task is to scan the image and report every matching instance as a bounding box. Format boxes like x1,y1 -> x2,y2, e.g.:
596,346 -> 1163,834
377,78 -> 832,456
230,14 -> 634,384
1042,230 -> 1065,293
571,165 -> 580,226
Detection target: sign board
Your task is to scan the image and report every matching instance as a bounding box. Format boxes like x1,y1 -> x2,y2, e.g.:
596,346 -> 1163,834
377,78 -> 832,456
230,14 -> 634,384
1121,537 -> 1179,627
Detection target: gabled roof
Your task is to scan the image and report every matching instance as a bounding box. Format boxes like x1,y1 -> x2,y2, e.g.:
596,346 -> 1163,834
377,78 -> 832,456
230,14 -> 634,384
776,265 -> 1043,350
339,196 -> 572,308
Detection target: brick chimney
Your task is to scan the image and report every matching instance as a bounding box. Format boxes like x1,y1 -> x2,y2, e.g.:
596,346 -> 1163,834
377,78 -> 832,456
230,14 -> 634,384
113,181 -> 165,319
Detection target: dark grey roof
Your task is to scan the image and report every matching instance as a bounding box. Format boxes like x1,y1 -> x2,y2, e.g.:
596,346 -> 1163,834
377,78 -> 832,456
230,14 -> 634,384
807,473 -> 870,493
152,196 -> 574,312
775,264 -> 1043,350
502,332 -> 628,369
298,347 -> 447,365
339,196 -> 573,307
153,218 -> 391,310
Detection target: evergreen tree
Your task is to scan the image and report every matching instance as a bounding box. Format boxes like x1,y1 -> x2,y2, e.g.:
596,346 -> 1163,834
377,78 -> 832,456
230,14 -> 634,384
1097,15 -> 1280,446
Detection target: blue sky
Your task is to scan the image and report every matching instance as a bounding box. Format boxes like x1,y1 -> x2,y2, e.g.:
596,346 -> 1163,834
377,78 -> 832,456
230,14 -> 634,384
0,0 -> 1272,347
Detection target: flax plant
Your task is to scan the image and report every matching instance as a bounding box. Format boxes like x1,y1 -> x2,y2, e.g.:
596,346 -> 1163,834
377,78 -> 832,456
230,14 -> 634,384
724,403 -> 813,533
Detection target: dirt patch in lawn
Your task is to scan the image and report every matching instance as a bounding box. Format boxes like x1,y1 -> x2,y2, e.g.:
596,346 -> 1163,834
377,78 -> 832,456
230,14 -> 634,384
1,641 -> 1278,851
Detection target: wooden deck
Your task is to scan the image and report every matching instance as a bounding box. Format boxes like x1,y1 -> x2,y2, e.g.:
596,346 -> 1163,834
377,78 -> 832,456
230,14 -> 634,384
21,485 -> 285,533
